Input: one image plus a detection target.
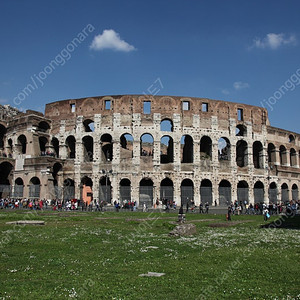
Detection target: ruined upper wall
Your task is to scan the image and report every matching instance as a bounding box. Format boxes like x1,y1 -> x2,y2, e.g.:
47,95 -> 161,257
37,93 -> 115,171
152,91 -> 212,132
45,95 -> 269,132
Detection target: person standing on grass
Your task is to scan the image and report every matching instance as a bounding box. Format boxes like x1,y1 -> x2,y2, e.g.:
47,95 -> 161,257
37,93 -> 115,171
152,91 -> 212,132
205,202 -> 209,214
227,205 -> 232,221
199,202 -> 204,213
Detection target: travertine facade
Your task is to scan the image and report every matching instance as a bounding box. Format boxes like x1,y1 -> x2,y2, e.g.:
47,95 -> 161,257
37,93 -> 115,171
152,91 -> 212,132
0,95 -> 299,206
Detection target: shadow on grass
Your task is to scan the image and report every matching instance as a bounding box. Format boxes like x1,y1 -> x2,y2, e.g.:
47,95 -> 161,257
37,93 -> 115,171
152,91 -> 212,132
261,214 -> 300,230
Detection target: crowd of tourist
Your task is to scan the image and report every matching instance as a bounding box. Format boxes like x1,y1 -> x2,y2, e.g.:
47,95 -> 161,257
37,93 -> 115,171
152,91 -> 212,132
0,197 -> 299,216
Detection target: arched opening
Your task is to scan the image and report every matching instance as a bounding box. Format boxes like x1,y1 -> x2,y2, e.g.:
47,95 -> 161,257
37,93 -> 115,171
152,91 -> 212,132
81,176 -> 93,204
236,124 -> 247,137
120,134 -> 133,160
289,134 -> 295,143
160,136 -> 173,164
254,181 -> 264,203
101,134 -> 113,162
180,179 -> 194,206
253,141 -> 264,169
82,136 -> 94,162
281,183 -> 289,203
99,171 -> 112,203
37,121 -> 50,133
51,137 -> 59,157
63,178 -> 75,201
279,145 -> 287,165
268,182 -> 278,203
139,178 -> 153,208
160,178 -> 174,203
8,139 -> 13,157
17,135 -> 27,154
14,177 -> 24,198
39,136 -> 48,156
0,124 -> 6,149
219,180 -> 231,206
53,163 -> 62,199
268,143 -> 276,163
66,136 -> 76,159
200,136 -> 212,160
290,148 -> 297,167
236,140 -> 248,167
119,178 -> 131,203
218,137 -> 230,161
0,162 -> 13,198
29,177 -> 40,199
237,181 -> 249,204
83,119 -> 95,132
200,179 -> 212,205
181,135 -> 193,163
140,133 -> 154,157
160,119 -> 173,132
292,184 -> 298,201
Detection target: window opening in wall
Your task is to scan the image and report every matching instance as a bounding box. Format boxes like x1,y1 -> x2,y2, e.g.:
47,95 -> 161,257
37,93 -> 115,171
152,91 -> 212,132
70,103 -> 75,113
143,101 -> 151,114
182,101 -> 190,111
202,103 -> 208,112
237,108 -> 243,121
289,134 -> 295,143
105,100 -> 111,110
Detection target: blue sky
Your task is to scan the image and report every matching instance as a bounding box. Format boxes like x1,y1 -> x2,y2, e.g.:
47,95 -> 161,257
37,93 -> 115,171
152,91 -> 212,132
1,0 -> 300,133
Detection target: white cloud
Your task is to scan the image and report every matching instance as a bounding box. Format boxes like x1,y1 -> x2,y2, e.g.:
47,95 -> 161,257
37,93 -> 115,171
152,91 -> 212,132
90,29 -> 136,52
221,89 -> 230,95
233,81 -> 250,90
251,33 -> 296,50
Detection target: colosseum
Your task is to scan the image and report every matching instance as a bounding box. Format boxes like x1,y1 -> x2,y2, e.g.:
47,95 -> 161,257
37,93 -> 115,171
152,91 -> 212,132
0,95 -> 299,207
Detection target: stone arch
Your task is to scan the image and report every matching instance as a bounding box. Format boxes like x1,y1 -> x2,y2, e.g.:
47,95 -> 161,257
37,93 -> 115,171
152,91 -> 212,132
140,133 -> 154,157
200,179 -> 212,205
17,134 -> 27,154
279,145 -> 287,165
219,180 -> 231,206
83,119 -> 94,132
0,162 -> 13,198
101,134 -> 113,162
200,136 -> 212,160
0,123 -> 6,149
39,136 -> 48,155
254,181 -> 264,203
160,178 -> 174,203
160,135 -> 174,164
269,182 -> 278,203
51,137 -> 59,157
237,181 -> 249,204
63,178 -> 75,201
268,143 -> 276,163
119,178 -> 131,202
14,177 -> 24,198
66,136 -> 76,159
236,140 -> 248,167
253,141 -> 264,169
181,135 -> 193,163
281,183 -> 289,203
292,184 -> 298,201
180,178 -> 194,206
120,133 -> 133,160
218,137 -> 230,161
82,136 -> 94,162
290,148 -> 297,167
160,118 -> 173,132
236,124 -> 247,137
37,121 -> 50,133
99,171 -> 112,203
29,177 -> 41,199
139,178 -> 153,207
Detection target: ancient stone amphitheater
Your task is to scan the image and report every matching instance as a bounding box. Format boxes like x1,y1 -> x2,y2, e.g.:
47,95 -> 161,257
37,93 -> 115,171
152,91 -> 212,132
0,95 -> 299,207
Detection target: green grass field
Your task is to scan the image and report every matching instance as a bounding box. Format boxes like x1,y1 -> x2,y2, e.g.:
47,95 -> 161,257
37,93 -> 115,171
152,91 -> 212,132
0,210 -> 299,300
